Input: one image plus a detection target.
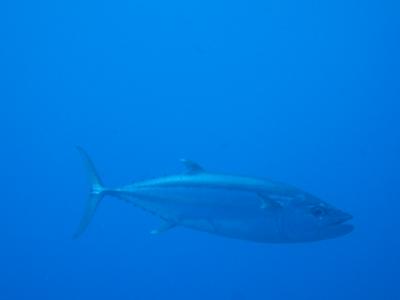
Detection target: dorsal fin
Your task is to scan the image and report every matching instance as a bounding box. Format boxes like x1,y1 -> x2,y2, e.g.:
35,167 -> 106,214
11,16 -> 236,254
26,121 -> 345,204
180,159 -> 205,174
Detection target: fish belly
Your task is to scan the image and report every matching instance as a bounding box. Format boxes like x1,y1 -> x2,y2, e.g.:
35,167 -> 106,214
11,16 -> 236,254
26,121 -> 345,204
127,186 -> 284,242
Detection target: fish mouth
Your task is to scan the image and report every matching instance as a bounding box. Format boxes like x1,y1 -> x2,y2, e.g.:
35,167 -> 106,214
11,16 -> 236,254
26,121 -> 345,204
330,212 -> 353,226
322,213 -> 354,239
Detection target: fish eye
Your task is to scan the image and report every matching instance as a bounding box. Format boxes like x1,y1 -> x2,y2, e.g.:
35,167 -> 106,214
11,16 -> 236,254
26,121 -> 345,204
311,206 -> 326,218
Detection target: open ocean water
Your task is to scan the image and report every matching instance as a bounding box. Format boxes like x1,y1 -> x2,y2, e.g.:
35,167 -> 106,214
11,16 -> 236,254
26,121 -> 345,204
1,0 -> 399,299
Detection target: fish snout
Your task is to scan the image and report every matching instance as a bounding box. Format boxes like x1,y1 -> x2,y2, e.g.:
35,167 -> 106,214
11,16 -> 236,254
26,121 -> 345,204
330,210 -> 353,226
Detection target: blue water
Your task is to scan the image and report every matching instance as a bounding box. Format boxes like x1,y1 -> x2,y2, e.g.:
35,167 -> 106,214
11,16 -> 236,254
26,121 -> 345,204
1,0 -> 399,299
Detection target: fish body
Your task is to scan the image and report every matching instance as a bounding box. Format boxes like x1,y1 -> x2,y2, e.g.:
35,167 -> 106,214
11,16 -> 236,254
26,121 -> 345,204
75,148 -> 353,243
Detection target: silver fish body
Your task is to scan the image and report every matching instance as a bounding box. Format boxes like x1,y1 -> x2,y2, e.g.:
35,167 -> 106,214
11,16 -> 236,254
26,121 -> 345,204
75,148 -> 353,243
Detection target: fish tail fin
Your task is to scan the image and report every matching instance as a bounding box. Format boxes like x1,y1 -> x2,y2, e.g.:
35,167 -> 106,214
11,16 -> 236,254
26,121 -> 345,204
74,146 -> 108,238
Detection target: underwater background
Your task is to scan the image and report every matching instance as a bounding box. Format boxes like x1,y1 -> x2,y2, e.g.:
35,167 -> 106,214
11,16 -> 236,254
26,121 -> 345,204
1,0 -> 399,299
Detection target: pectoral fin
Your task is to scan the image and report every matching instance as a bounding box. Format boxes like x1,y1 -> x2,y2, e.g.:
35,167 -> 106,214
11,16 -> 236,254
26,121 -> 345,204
258,193 -> 283,210
150,220 -> 176,235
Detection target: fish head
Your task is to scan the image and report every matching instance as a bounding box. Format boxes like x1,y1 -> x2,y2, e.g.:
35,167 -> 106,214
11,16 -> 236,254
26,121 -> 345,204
281,194 -> 353,242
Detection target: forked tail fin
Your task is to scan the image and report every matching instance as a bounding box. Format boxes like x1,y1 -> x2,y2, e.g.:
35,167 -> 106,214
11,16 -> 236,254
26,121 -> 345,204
74,147 -> 107,238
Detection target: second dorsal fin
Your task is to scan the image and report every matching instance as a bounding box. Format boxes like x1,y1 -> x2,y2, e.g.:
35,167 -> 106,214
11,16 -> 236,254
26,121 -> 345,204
180,159 -> 205,174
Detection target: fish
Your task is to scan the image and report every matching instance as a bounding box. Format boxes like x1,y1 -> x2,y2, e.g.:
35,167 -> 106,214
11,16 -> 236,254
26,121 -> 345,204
74,147 -> 353,243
